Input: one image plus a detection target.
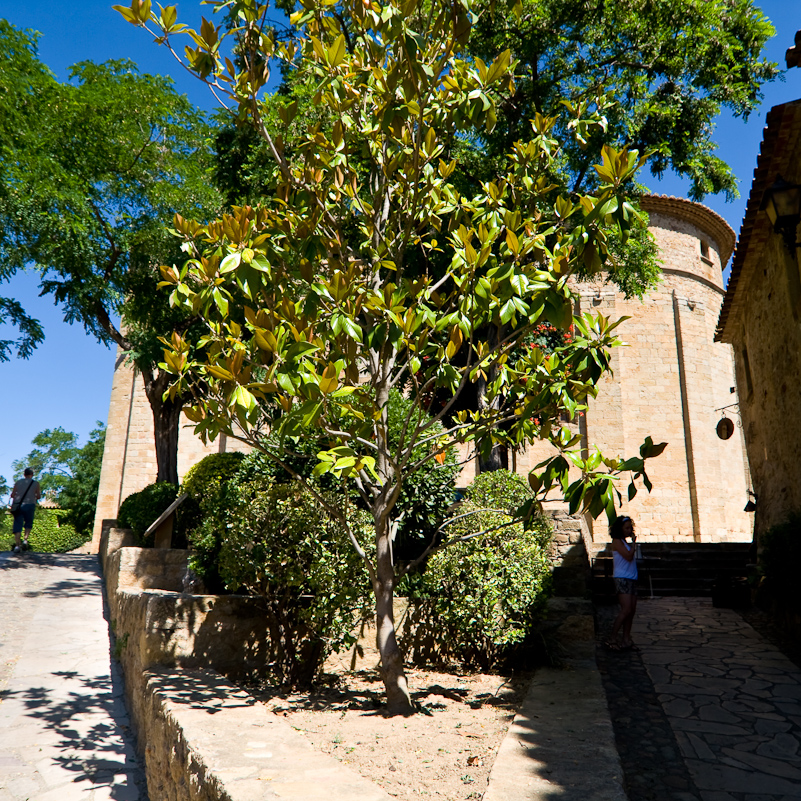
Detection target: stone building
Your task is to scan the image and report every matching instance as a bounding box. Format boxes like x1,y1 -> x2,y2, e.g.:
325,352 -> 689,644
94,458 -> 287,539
715,96 -> 801,538
92,195 -> 754,551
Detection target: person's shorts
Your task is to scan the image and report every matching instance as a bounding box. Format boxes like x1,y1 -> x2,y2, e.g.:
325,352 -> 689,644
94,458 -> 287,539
614,577 -> 637,595
12,504 -> 35,534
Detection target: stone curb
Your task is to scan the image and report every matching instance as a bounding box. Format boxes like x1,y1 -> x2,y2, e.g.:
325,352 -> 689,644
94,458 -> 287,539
143,666 -> 392,801
484,646 -> 627,801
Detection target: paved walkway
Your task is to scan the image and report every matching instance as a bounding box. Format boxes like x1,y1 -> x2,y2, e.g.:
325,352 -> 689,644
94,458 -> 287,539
598,597 -> 801,801
0,553 -> 146,801
4,553 -> 801,801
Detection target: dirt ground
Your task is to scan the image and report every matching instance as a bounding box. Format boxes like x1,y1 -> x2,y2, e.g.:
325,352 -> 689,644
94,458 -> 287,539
253,667 -> 531,800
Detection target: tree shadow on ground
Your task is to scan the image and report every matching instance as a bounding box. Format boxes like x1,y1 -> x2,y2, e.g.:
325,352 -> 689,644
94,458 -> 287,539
248,668 -> 530,719
0,553 -> 103,597
1,668 -> 147,800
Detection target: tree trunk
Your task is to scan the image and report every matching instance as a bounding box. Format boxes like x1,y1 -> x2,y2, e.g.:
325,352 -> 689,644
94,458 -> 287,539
476,347 -> 507,473
374,516 -> 414,715
141,368 -> 183,485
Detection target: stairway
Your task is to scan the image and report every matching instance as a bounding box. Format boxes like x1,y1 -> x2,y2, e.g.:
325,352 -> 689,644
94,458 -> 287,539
591,542 -> 753,603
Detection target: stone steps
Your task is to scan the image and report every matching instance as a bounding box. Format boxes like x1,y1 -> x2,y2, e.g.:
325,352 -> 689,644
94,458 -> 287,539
591,542 -> 752,603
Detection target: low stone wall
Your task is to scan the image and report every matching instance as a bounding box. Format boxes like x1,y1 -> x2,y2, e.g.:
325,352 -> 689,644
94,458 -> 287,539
100,523 -> 595,799
100,532 -> 268,799
141,667 -> 390,801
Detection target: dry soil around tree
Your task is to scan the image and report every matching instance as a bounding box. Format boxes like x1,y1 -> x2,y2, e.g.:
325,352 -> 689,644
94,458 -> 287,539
251,667 -> 531,801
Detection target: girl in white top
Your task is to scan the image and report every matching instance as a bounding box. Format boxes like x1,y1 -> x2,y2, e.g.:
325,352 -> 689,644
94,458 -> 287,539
606,515 -> 638,651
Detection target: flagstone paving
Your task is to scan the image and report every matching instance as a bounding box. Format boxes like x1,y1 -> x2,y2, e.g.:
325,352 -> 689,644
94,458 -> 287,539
0,552 -> 147,801
598,597 -> 801,801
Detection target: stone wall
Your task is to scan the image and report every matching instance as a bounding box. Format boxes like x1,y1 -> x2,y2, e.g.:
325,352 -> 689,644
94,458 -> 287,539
716,99 -> 801,538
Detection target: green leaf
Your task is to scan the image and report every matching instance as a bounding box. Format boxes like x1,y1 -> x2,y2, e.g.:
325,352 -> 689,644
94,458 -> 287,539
220,252 -> 241,273
328,34 -> 346,68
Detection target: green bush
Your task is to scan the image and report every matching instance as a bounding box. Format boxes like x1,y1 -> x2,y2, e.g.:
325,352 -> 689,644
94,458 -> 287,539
188,389 -> 458,570
406,469 -> 552,669
205,475 -> 372,687
759,512 -> 801,615
177,451 -> 246,546
117,482 -> 180,546
385,390 -> 460,560
2,508 -> 89,553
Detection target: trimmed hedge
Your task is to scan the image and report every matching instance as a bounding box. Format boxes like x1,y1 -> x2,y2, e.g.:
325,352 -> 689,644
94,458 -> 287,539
2,508 -> 89,553
117,482 -> 180,546
405,469 -> 552,669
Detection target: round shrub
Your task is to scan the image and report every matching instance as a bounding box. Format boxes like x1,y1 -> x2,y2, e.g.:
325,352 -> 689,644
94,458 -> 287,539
212,476 -> 373,688
117,482 -> 180,545
463,468 -> 539,516
407,469 -> 552,669
2,508 -> 88,553
177,451 -> 246,545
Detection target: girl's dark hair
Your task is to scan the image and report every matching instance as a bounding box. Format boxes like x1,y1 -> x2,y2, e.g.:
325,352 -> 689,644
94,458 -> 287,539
610,515 -> 634,539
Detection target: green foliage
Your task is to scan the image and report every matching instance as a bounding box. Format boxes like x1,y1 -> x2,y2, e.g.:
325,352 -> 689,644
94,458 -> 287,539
59,424 -> 106,536
1,508 -> 88,553
119,0 -> 668,710
386,390 -> 460,557
0,20 -> 223,482
12,427 -> 79,496
759,512 -> 801,615
0,21 -> 48,360
198,475 -> 373,688
469,0 -> 778,201
117,482 -> 180,545
463,468 -> 537,514
409,470 -> 552,668
12,424 -> 106,535
177,451 -> 246,545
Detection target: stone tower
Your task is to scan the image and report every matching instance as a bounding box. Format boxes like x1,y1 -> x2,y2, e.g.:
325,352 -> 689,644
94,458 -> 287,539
92,195 -> 753,549
574,195 -> 752,544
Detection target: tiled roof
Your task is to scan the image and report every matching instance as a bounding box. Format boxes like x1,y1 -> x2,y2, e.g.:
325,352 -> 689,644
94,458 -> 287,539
715,100 -> 801,342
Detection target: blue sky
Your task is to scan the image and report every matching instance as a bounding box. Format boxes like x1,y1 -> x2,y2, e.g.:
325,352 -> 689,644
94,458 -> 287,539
0,0 -> 797,487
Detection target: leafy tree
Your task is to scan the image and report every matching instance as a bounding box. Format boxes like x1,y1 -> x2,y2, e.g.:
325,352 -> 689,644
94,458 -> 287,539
468,0 -> 778,201
0,21 -> 48,360
12,424 -> 106,533
12,427 -> 80,497
0,22 -> 223,483
120,0 -> 667,713
60,424 -> 107,535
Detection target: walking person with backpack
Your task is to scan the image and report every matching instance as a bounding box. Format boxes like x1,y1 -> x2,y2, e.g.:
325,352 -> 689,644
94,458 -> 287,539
9,468 -> 41,553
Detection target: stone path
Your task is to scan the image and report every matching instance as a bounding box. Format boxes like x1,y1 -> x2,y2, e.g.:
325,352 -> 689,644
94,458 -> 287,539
0,552 -> 147,801
598,597 -> 801,801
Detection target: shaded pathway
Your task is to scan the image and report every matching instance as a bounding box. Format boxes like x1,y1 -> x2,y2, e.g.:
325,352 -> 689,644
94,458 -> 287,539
598,598 -> 801,801
0,553 -> 146,800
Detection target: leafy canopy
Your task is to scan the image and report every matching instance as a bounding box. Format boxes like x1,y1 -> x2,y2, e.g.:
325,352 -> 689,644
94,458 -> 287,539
13,424 -> 106,534
468,0 -> 778,200
119,0 -> 665,532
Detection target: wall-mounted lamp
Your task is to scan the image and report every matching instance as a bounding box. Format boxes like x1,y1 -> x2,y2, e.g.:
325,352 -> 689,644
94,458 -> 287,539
744,489 -> 757,513
762,176 -> 801,253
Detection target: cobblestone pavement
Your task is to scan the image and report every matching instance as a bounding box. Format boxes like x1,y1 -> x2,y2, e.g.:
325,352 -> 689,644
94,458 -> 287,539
0,552 -> 147,800
597,597 -> 801,801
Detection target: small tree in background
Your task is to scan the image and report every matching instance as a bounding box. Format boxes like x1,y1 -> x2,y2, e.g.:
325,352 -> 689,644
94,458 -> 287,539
12,427 -> 80,497
118,0 -> 665,713
12,424 -> 106,534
